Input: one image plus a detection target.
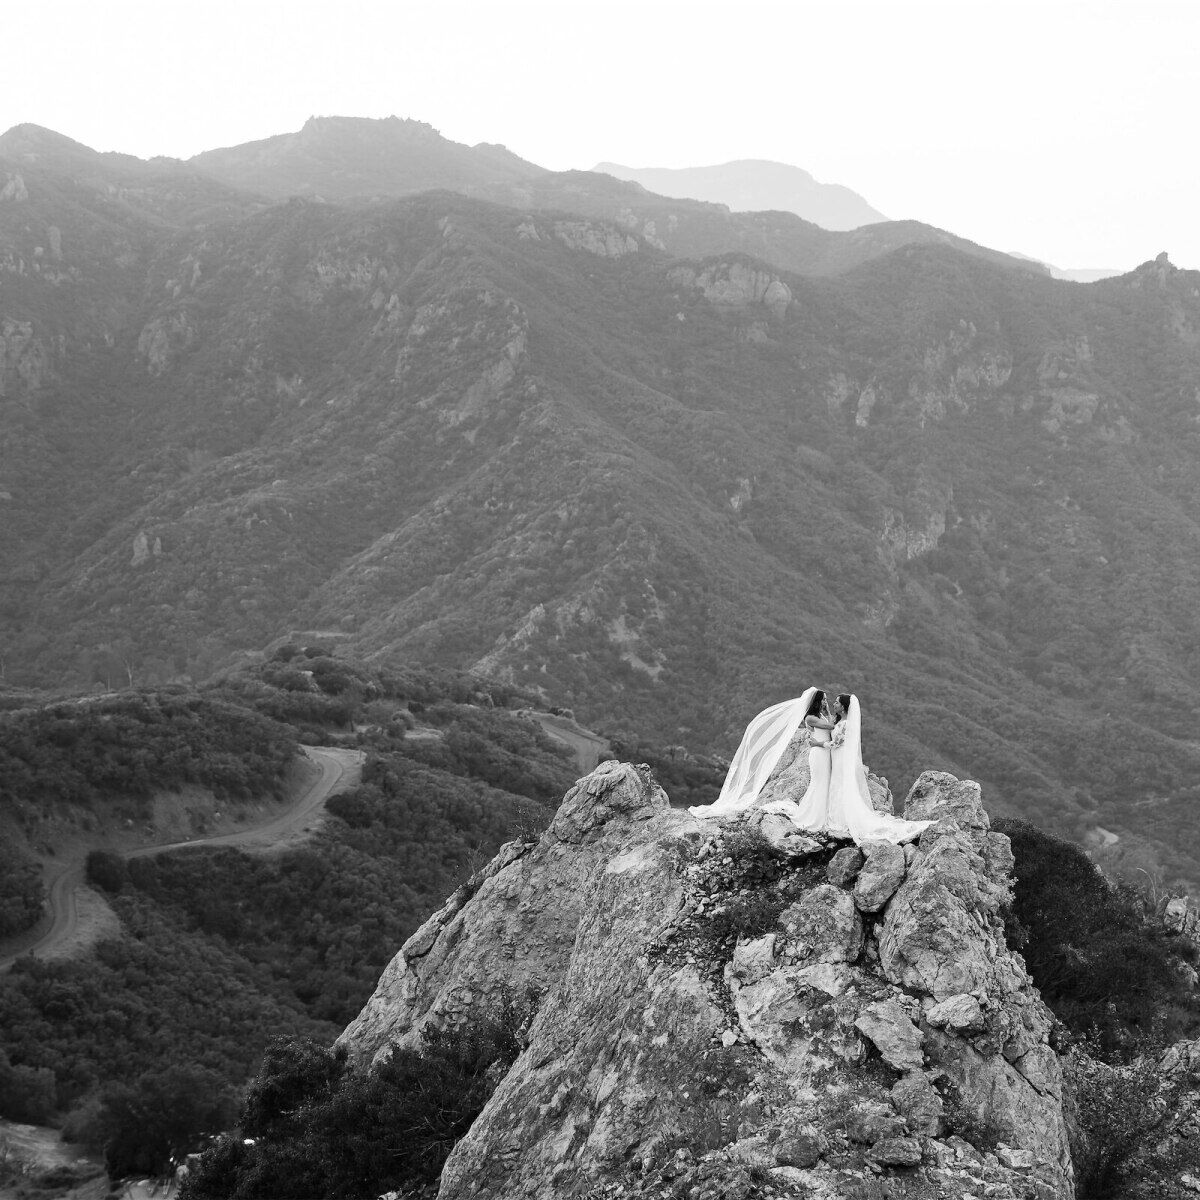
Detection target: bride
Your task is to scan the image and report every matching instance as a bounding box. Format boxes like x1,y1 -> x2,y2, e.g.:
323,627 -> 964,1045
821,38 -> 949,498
691,689 -> 931,845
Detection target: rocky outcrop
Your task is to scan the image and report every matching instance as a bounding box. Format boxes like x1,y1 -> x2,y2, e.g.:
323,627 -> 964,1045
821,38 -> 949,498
0,171 -> 28,203
394,290 -> 529,428
0,318 -> 49,395
136,310 -> 197,376
853,840 -> 907,911
1035,337 -> 1104,433
341,762 -> 1076,1198
553,220 -> 638,257
668,261 -> 793,319
337,761 -> 676,1066
879,501 -> 947,564
130,530 -> 163,567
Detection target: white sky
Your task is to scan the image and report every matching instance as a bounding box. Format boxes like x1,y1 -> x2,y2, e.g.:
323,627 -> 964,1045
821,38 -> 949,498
2,0 -> 1196,270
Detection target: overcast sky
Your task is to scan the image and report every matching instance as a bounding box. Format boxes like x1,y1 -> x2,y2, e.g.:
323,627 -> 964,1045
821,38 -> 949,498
3,0 -> 1196,270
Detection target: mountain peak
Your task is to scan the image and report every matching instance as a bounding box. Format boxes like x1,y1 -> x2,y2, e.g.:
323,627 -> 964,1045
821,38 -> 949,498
1123,250 -> 1184,290
189,114 -> 545,199
338,762 -> 1073,1197
0,123 -> 100,163
298,113 -> 444,142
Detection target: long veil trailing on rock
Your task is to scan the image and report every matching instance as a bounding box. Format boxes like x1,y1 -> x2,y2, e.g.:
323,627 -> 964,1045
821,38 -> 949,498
688,689 -> 817,817
830,695 -> 933,845
692,692 -> 933,844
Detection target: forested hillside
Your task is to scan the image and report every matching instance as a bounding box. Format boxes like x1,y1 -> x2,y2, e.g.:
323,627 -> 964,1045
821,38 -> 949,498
2,123 -> 1200,886
0,656 -> 607,1176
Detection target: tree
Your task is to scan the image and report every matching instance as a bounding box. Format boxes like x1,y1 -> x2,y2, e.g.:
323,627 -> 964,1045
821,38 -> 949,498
85,850 -> 127,895
0,1050 -> 57,1123
97,1064 -> 238,1179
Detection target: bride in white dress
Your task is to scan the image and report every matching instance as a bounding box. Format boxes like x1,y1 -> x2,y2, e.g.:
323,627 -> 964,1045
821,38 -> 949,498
691,690 -> 931,845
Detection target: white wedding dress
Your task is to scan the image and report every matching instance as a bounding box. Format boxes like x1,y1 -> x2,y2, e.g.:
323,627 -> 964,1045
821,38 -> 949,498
691,692 -> 932,845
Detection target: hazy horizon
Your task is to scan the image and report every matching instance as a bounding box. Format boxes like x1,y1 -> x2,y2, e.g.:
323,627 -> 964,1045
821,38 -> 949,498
2,0 -> 1197,271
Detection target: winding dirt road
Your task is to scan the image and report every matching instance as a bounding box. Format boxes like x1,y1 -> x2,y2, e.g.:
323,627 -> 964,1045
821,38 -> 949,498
529,712 -> 611,774
0,746 -> 363,973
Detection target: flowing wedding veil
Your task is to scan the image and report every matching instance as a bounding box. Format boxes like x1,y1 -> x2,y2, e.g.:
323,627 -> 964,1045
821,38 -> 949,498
689,688 -> 817,817
834,694 -> 933,844
829,694 -> 873,818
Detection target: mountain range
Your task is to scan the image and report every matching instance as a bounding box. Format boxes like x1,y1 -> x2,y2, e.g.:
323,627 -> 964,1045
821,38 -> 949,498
595,158 -> 1120,282
594,158 -> 888,231
3,116 -> 1200,886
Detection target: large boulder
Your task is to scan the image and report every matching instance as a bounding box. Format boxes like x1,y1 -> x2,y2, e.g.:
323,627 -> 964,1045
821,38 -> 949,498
826,846 -> 864,885
890,1070 -> 945,1135
927,992 -> 986,1034
852,840 -> 907,912
854,998 -> 925,1070
778,883 -> 864,964
878,827 -> 1005,999
903,771 -> 990,830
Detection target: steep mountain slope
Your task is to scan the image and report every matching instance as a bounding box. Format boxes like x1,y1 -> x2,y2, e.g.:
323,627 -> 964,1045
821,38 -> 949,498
0,134 -> 261,633
595,157 -> 888,230
3,134 -> 1200,882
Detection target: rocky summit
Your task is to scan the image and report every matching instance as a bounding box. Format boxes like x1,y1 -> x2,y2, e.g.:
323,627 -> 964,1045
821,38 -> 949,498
340,764 -> 1073,1198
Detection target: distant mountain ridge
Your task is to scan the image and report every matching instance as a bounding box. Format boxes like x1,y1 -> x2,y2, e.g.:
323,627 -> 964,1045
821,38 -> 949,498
188,114 -> 547,202
1007,249 -> 1124,283
594,157 -> 888,231
0,118 -> 1050,290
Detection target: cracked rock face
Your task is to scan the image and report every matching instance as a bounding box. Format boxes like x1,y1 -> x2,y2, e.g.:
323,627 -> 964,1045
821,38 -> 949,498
336,760 -> 674,1066
339,764 -> 1075,1199
853,840 -> 907,912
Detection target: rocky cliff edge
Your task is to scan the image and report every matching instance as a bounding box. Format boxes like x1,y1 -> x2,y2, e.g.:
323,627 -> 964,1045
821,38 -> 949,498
338,762 -> 1073,1199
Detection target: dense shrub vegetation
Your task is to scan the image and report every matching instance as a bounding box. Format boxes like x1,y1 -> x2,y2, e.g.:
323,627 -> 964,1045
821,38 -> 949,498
0,659 -> 572,1178
0,894 -> 330,1114
181,1010 -> 528,1200
0,841 -> 45,937
83,1064 -> 240,1180
997,818 -> 1200,1057
1066,1044 -> 1192,1199
121,755 -> 550,1025
0,690 -> 298,821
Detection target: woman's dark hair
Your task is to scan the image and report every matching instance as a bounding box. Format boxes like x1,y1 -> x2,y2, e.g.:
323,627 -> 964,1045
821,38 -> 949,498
836,693 -> 852,714
807,690 -> 825,717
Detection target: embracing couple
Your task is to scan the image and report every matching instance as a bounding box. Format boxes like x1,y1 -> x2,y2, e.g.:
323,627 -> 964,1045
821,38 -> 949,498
690,688 -> 930,846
